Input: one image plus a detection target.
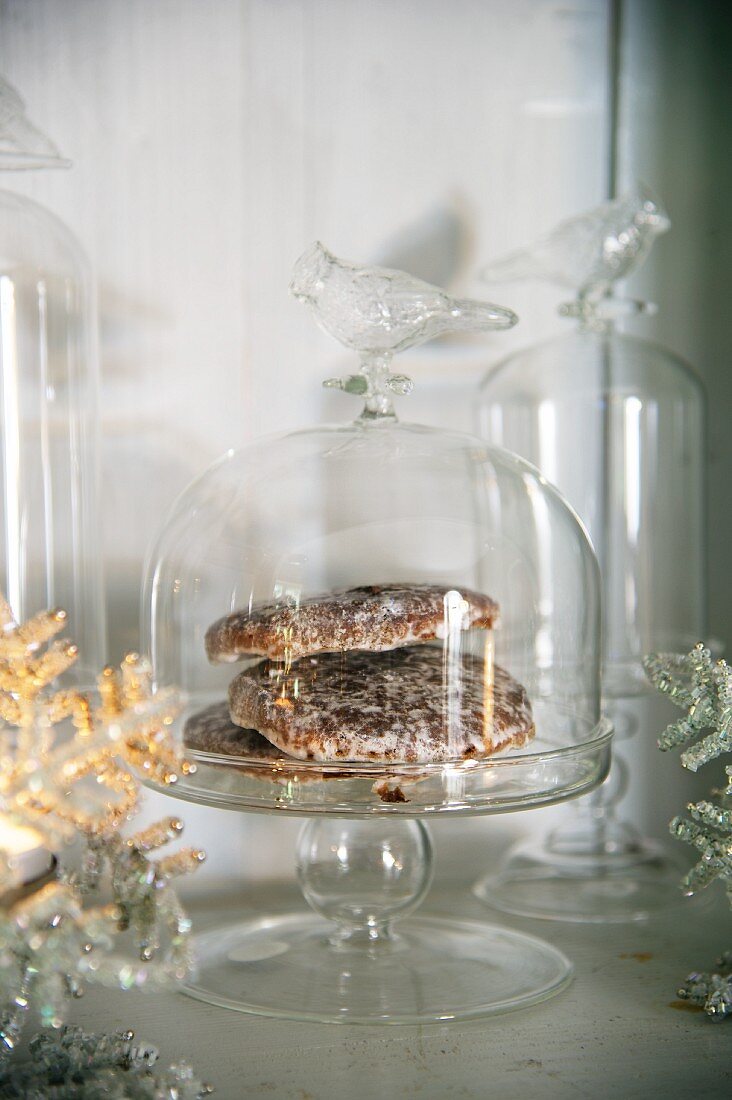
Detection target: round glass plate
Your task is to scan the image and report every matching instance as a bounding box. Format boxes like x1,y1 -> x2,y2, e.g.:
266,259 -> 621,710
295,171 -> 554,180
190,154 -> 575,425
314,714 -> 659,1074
183,913 -> 573,1024
473,690 -> 704,924
473,836 -> 690,924
151,706 -> 611,818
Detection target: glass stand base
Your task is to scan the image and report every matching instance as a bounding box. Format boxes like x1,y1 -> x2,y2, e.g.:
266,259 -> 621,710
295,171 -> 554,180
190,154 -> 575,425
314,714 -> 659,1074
182,912 -> 573,1024
473,835 -> 687,924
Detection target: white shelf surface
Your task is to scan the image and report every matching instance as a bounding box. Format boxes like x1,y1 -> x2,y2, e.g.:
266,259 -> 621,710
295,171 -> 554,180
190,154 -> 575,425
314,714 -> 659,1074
46,879 -> 732,1099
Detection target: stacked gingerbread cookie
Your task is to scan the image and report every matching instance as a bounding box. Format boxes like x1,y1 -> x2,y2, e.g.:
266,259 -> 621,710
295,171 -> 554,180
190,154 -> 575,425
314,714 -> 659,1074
184,583 -> 534,767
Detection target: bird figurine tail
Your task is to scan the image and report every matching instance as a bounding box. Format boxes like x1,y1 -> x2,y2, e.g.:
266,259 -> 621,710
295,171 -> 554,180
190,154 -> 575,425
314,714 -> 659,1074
446,296 -> 518,332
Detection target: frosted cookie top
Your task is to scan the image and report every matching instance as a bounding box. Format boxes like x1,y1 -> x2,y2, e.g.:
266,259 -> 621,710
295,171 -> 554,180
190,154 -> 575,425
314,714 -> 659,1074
205,583 -> 499,664
228,644 -> 533,764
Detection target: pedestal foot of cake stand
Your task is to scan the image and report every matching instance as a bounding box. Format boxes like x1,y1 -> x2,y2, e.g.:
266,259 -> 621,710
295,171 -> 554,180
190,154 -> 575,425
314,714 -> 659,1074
474,753 -> 687,923
182,818 -> 572,1023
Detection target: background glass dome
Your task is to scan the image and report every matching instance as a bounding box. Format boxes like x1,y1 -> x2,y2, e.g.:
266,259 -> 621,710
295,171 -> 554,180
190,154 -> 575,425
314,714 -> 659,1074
0,78 -> 104,684
479,326 -> 705,696
472,189 -> 704,923
476,187 -> 706,697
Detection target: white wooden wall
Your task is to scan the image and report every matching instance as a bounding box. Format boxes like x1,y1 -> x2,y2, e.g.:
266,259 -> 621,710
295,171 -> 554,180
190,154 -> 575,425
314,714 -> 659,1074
0,0 -> 622,888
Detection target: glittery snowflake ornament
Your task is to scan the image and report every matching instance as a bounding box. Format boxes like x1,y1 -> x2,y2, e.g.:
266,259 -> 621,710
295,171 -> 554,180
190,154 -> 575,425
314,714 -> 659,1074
0,1026 -> 212,1098
0,594 -> 205,1053
676,952 -> 732,1022
644,643 -> 732,1020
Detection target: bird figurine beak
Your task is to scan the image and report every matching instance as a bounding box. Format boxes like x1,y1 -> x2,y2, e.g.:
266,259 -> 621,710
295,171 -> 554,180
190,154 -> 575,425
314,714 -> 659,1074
635,184 -> 671,234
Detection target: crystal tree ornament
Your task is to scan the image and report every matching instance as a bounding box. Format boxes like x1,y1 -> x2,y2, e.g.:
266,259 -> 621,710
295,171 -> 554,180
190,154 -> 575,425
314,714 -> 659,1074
0,594 -> 204,1052
141,245 -> 612,1024
0,77 -> 104,686
473,187 -> 706,922
645,645 -> 732,1020
0,878 -> 118,1048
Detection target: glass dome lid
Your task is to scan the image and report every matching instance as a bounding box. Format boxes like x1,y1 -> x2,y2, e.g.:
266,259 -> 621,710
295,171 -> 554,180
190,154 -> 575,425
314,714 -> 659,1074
143,245 -> 608,815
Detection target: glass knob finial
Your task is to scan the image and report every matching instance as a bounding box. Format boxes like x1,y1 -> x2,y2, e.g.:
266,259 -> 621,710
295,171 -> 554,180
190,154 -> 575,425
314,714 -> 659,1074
291,241 -> 518,418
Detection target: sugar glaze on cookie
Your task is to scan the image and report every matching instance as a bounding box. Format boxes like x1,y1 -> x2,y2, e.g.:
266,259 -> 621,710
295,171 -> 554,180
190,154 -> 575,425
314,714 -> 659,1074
183,699 -> 419,801
205,583 -> 499,663
228,644 -> 534,763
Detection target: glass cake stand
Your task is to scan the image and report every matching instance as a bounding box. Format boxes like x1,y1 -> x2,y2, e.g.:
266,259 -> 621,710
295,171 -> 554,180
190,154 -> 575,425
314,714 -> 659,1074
142,243 -> 610,1022
149,703 -> 611,1024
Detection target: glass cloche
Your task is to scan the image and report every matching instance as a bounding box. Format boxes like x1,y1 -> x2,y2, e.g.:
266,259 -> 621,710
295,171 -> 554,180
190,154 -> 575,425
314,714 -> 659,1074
473,189 -> 706,923
144,242 -> 607,813
142,246 -> 610,1023
0,78 -> 105,684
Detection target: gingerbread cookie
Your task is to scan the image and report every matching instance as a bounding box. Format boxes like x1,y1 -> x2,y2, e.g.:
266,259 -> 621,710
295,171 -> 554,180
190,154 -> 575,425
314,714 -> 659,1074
205,583 -> 499,664
183,700 -> 418,802
228,644 -> 533,763
184,701 -> 287,760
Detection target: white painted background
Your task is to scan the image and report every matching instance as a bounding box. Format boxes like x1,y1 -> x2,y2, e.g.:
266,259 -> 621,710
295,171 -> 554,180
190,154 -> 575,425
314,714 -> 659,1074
1,0 -> 725,891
